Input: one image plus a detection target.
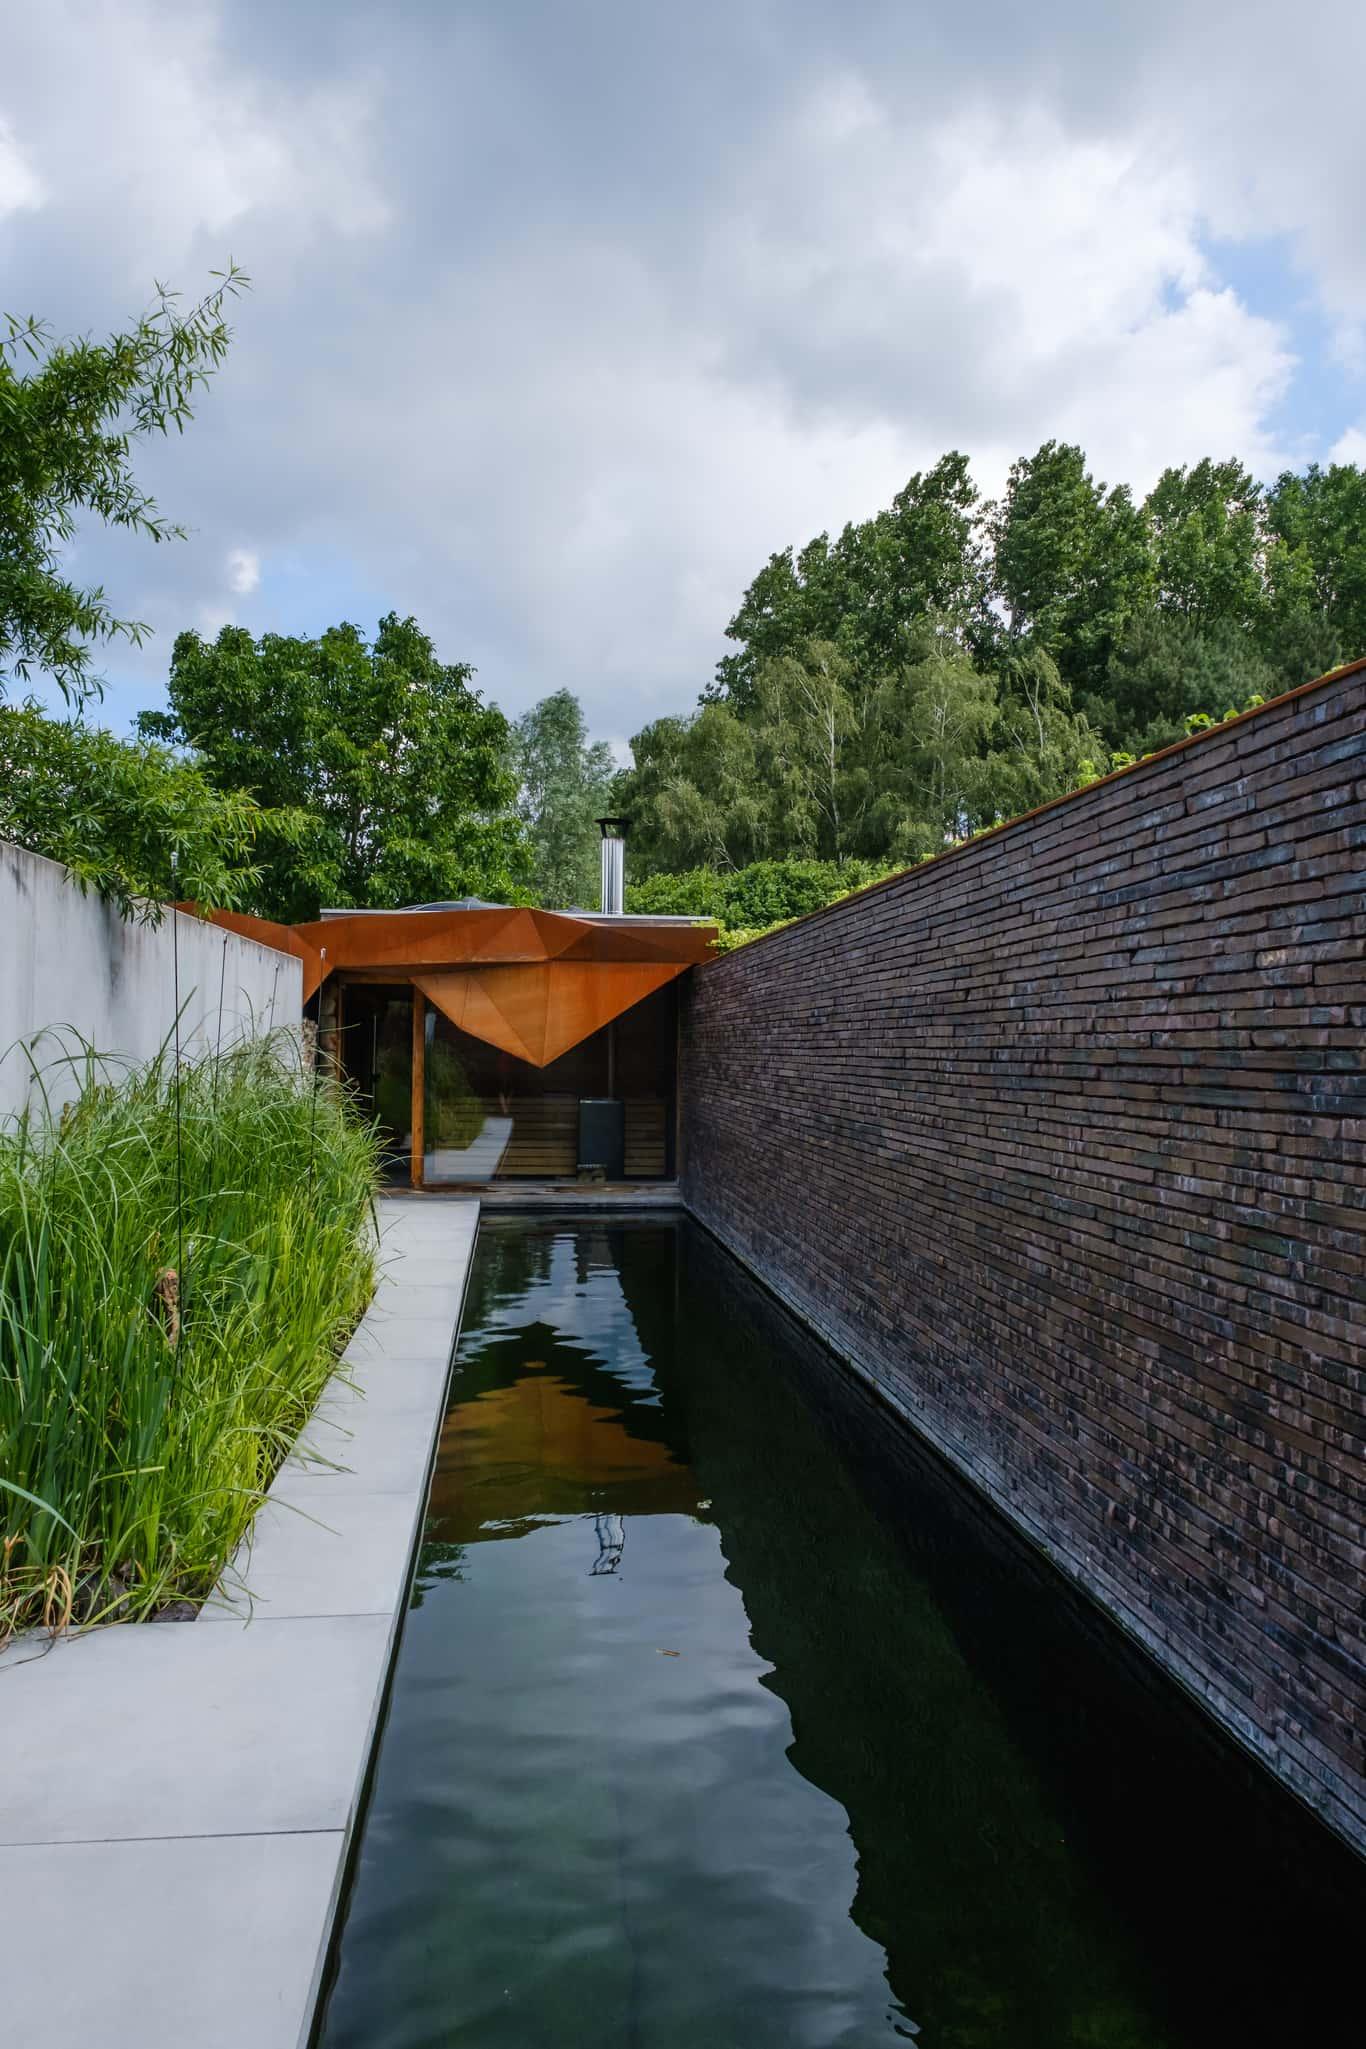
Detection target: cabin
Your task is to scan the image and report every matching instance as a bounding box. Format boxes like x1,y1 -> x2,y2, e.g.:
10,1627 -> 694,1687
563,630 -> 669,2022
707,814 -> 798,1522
199,832 -> 715,1190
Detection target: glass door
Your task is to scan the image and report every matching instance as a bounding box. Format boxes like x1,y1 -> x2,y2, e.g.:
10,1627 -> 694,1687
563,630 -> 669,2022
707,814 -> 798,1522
337,982 -> 414,1183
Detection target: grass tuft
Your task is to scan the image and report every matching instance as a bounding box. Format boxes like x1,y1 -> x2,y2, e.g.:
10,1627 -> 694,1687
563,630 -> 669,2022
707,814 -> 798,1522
0,1032 -> 380,1642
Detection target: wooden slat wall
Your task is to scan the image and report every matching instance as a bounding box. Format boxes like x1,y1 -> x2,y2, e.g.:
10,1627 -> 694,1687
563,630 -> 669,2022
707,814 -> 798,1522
491,1095 -> 578,1177
624,1098 -> 667,1179
426,1094 -> 671,1180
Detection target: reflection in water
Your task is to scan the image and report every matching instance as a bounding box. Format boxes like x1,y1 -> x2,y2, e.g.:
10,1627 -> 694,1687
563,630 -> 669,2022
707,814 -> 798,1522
591,1513 -> 626,1575
317,1220 -> 1365,2049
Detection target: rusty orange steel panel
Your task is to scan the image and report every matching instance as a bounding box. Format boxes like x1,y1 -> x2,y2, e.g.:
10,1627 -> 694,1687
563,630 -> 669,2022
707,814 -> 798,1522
179,904 -> 715,1006
176,906 -> 329,1002
294,906 -> 713,974
416,961 -> 689,1067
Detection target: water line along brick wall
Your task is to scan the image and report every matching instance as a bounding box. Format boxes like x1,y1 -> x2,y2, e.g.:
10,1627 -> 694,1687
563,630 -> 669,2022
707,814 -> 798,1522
679,666 -> 1366,1850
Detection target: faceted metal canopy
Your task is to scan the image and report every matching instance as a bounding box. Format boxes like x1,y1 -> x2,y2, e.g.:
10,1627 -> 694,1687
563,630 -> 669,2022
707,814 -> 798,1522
191,902 -> 716,1065
415,962 -> 687,1067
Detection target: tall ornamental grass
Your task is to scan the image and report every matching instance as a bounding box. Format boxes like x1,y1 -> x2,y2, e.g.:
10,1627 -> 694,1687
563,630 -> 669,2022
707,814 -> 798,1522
0,1033 -> 380,1642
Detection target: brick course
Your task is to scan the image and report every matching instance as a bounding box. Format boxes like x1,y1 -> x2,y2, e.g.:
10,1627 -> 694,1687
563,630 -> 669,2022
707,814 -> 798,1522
679,663 -> 1366,1850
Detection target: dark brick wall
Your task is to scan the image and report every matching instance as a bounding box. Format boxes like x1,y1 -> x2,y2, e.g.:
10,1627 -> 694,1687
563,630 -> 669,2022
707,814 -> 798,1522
679,664 -> 1366,1849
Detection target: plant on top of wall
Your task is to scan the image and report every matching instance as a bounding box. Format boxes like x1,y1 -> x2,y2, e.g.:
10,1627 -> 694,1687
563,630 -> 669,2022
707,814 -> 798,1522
675,690 -> 1281,954
0,701 -> 310,923
0,1032 -> 380,1642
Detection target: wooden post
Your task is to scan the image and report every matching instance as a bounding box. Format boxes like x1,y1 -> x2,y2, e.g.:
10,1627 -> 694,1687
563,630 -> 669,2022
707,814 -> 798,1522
410,989 -> 425,1190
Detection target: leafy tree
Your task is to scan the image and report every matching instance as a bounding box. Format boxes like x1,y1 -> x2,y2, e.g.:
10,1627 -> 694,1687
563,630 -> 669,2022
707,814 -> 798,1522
978,645 -> 1103,821
1265,462 -> 1366,662
619,635 -> 1085,875
1095,611 -> 1281,753
856,642 -> 1002,855
989,440 -> 1151,696
838,452 -> 991,667
0,701 -> 299,921
1,269 -> 247,704
1144,458 -> 1267,632
713,453 -> 988,708
138,613 -> 527,919
749,642 -> 861,859
615,703 -> 767,873
626,857 -> 894,926
625,436 -> 1366,909
509,688 -> 615,909
710,541 -> 839,713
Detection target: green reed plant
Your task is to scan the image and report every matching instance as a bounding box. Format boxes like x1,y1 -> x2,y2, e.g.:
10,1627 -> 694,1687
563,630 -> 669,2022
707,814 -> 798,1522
0,1032 -> 380,1640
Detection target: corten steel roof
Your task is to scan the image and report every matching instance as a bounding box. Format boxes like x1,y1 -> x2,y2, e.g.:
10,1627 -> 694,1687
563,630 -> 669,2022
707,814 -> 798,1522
191,902 -> 717,1068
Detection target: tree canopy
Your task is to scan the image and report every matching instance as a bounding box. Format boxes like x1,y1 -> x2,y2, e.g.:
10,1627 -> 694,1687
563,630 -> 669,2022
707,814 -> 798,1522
510,687 -> 616,909
0,701 -> 298,922
0,270 -> 311,923
1,269 -> 248,705
619,631 -> 1098,875
138,613 -> 528,920
616,440 -> 1362,877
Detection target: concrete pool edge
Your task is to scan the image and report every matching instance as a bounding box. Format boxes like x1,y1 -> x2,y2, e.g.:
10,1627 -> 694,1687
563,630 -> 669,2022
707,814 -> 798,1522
0,1195 -> 479,2049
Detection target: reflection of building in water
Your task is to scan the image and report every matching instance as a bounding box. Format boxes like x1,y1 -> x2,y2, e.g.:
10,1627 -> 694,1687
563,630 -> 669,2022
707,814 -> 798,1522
591,1513 -> 626,1575
428,1373 -> 699,1546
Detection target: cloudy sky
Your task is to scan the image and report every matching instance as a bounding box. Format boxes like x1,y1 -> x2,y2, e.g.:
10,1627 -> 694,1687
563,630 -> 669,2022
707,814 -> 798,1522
4,1 -> 1365,752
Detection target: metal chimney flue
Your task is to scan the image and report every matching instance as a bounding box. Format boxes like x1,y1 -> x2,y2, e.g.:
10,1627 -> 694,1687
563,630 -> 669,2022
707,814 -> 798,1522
597,816 -> 629,916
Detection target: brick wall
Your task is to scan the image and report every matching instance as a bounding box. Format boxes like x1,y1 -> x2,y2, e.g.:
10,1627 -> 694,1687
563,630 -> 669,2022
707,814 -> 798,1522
679,663 -> 1366,1850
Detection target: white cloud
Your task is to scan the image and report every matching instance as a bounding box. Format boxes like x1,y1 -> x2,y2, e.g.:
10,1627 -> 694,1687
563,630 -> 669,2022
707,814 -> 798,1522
1329,425 -> 1366,466
225,548 -> 260,595
2,0 -> 1362,742
0,120 -> 42,219
0,0 -> 388,292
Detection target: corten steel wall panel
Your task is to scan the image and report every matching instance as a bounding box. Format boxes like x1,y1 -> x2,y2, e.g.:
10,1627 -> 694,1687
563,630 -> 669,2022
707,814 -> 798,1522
679,667 -> 1366,1851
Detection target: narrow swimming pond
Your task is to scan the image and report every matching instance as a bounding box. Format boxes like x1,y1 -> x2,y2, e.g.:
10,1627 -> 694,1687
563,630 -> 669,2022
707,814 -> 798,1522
315,1217 -> 1363,2049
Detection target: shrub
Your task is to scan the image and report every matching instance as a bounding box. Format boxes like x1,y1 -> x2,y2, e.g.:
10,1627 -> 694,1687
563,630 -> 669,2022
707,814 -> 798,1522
626,856 -> 894,929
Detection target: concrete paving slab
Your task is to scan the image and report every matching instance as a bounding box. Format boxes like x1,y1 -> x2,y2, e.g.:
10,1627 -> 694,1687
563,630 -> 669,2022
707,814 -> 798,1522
202,1482 -> 423,1622
380,1214 -> 476,1242
0,1832 -> 340,2049
342,1313 -> 455,1365
376,1224 -> 473,1255
323,1350 -> 460,1382
282,1372 -> 451,1493
367,1278 -> 470,1321
380,1198 -> 479,1227
376,1238 -> 476,1272
0,1613 -> 390,1844
0,1193 -> 481,2049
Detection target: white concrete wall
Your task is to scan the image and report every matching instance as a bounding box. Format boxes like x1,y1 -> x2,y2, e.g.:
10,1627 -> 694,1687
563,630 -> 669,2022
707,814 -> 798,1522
0,843 -> 304,1121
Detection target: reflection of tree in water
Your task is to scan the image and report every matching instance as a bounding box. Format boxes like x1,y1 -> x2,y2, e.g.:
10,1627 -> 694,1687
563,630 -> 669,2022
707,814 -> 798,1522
459,1219 -> 557,1331
409,1541 -> 466,1609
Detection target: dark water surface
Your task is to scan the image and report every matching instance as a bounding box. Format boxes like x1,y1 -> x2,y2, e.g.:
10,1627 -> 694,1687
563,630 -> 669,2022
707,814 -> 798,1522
316,1218 -> 1364,2049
